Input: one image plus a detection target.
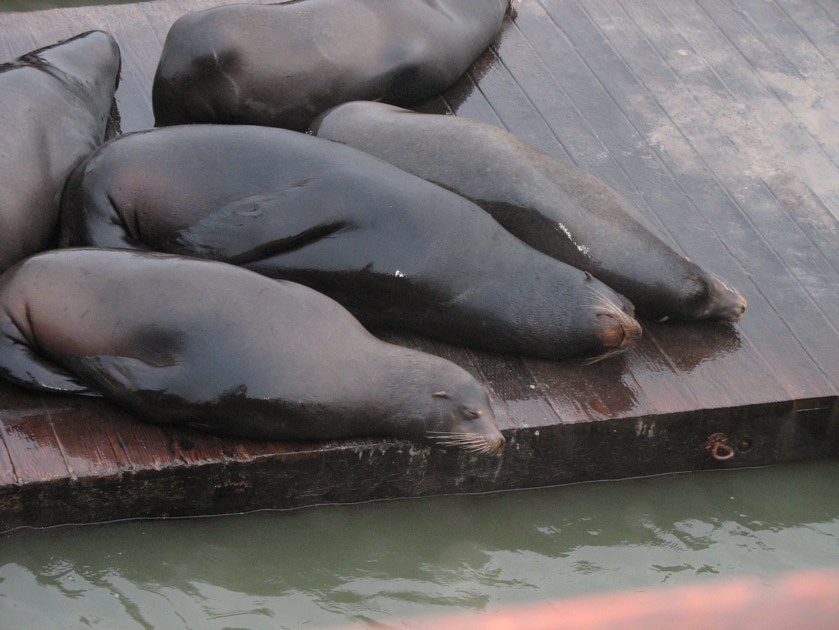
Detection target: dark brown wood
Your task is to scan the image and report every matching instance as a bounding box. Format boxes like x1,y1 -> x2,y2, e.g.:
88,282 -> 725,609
0,0 -> 836,530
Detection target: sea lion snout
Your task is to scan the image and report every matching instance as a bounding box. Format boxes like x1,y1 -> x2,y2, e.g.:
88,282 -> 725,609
465,407 -> 506,454
586,286 -> 642,362
424,385 -> 504,455
426,423 -> 505,455
703,275 -> 748,322
596,311 -> 643,351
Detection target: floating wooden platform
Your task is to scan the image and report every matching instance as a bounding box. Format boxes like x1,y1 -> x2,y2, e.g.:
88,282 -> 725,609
0,0 -> 837,531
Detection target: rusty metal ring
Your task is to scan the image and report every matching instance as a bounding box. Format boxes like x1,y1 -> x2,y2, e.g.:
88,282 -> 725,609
711,441 -> 735,461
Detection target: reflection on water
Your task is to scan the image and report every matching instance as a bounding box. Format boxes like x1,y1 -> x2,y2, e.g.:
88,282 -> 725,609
1,460 -> 837,629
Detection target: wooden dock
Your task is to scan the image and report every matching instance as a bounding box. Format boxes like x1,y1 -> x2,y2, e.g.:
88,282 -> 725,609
0,0 -> 837,531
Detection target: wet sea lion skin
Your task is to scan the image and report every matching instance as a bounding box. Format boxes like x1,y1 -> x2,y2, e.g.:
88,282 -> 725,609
59,124 -> 641,361
0,31 -> 120,273
0,249 -> 504,452
310,101 -> 747,322
152,0 -> 511,131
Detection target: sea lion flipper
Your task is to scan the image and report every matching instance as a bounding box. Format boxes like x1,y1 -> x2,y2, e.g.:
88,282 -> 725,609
59,162 -> 152,251
64,355 -> 190,422
0,318 -> 97,396
173,187 -> 352,265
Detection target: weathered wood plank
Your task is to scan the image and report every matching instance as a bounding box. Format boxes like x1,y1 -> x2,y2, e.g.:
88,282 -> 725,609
617,0 -> 839,284
502,4 -> 808,405
46,398 -> 125,477
2,397 -> 835,530
776,0 -> 839,68
529,0 -> 837,395
695,0 -> 839,187
579,0 -> 839,364
652,1 -> 839,274
0,385 -> 69,483
589,0 -> 839,384
0,426 -> 17,487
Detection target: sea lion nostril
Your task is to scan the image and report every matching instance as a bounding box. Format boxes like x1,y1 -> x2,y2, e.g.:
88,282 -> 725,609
597,312 -> 641,350
596,313 -> 625,349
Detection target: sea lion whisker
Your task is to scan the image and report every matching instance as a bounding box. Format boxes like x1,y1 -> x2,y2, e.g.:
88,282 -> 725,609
429,432 -> 497,451
429,435 -> 476,444
428,431 -> 486,441
428,436 -> 477,445
462,439 -> 488,452
587,287 -> 623,315
593,287 -> 625,314
580,345 -> 630,366
436,441 -> 480,448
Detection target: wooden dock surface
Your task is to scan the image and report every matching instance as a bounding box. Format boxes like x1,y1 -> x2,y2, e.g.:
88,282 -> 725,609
0,0 -> 837,530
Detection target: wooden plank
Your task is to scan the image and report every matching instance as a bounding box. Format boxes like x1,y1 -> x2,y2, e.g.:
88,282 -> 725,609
579,0 -> 839,384
695,0 -> 839,187
616,0 -> 839,287
0,385 -> 69,483
45,397 -> 125,477
525,0 -> 836,396
475,37 -> 667,235
0,421 -> 16,486
161,424 -> 236,466
740,0 -> 839,76
102,411 -> 177,471
814,0 -> 839,25
495,4 -> 796,408
653,1 -> 839,274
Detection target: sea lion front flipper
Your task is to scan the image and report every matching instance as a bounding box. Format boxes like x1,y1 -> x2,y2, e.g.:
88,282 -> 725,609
171,183 -> 356,264
59,161 -> 154,251
0,317 -> 98,396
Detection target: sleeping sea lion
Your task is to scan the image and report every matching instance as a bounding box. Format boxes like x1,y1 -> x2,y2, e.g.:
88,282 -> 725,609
0,248 -> 504,452
310,101 -> 747,322
59,124 -> 641,361
0,31 -> 120,273
152,0 -> 511,131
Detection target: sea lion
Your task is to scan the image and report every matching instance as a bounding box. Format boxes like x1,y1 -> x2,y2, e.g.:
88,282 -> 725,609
152,0 -> 511,131
59,124 -> 640,361
0,31 -> 120,274
310,101 -> 748,322
0,248 -> 504,452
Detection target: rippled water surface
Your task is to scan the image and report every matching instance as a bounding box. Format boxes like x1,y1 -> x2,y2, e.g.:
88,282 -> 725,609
1,460 -> 837,629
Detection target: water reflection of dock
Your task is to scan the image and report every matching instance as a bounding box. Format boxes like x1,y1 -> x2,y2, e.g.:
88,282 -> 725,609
0,0 -> 836,531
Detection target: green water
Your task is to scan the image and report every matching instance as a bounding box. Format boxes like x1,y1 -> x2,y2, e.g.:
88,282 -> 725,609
1,461 -> 837,629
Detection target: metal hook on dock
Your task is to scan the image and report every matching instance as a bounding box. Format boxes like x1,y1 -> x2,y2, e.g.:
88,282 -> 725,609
706,433 -> 735,461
